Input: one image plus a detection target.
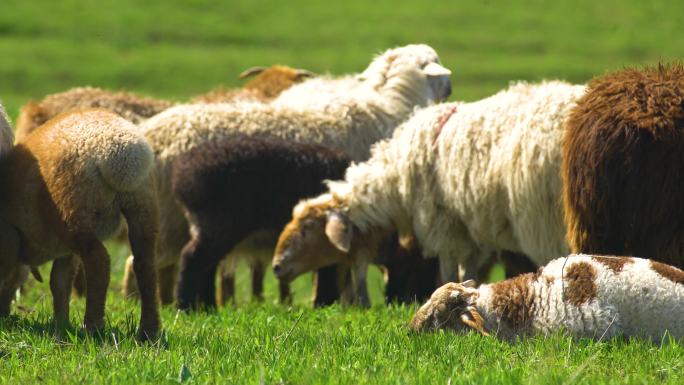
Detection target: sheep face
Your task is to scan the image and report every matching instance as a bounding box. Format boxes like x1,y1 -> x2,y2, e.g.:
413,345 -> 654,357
409,281 -> 488,336
362,44 -> 452,103
272,198 -> 351,283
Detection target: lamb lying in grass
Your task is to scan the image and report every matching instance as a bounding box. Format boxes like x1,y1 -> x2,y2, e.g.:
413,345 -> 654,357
410,255 -> 684,342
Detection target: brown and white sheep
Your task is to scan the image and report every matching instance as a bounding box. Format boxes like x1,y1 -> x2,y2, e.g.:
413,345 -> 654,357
0,109 -> 160,340
410,255 -> 684,343
562,63 -> 684,267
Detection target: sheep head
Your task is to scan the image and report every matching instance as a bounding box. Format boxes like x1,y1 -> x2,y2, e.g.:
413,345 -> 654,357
272,194 -> 353,283
361,44 -> 452,103
409,281 -> 488,336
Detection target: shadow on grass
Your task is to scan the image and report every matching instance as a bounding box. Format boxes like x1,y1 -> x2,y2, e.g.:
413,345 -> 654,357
0,314 -> 169,348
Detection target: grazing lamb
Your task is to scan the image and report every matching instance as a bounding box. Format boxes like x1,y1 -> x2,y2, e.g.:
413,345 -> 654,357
410,255 -> 684,343
562,63 -> 684,267
0,109 -> 160,340
272,81 -> 586,306
171,134 -> 351,310
14,65 -> 312,141
125,44 -> 452,305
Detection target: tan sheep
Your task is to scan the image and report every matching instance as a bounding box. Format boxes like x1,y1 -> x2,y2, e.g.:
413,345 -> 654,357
0,109 -> 160,340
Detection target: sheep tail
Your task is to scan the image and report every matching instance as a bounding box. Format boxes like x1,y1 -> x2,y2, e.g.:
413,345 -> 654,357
97,132 -> 155,192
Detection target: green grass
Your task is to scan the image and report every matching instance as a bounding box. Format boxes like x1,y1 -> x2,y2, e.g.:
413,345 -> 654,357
2,0 -> 684,383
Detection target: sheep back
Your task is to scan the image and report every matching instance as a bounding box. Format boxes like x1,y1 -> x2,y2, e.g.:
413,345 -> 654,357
15,87 -> 175,141
171,134 -> 351,227
562,63 -> 684,267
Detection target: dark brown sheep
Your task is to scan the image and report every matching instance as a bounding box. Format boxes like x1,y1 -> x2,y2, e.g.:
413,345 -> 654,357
562,63 -> 684,266
171,134 -> 350,310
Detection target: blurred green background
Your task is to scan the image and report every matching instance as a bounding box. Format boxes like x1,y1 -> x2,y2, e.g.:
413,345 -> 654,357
2,0 -> 683,118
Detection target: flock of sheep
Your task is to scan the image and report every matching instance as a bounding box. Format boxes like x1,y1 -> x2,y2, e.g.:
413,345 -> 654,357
0,43 -> 683,343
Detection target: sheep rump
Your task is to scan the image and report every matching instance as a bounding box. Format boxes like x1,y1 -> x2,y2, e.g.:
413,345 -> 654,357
562,63 -> 684,267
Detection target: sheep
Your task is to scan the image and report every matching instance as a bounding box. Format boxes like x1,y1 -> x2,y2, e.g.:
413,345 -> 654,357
14,65 -> 313,141
409,255 -> 684,343
272,81 -> 586,306
170,134 -> 351,310
124,44 -> 453,305
0,108 -> 160,340
562,63 -> 684,267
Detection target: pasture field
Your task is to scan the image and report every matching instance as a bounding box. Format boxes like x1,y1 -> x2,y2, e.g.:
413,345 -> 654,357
1,0 -> 684,383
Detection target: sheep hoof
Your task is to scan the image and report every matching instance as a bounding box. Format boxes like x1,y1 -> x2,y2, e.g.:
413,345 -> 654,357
136,327 -> 159,342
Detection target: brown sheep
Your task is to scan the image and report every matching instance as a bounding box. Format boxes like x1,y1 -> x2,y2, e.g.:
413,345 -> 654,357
0,109 -> 160,340
562,63 -> 684,266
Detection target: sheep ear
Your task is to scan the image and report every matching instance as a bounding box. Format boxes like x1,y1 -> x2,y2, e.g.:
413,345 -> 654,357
423,62 -> 451,76
460,309 -> 489,336
238,66 -> 266,79
462,279 -> 476,288
325,211 -> 352,253
295,69 -> 316,79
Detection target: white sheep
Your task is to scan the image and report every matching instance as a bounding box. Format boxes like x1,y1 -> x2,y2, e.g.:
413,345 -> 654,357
272,81 -> 586,306
122,44 -> 453,304
410,255 -> 684,342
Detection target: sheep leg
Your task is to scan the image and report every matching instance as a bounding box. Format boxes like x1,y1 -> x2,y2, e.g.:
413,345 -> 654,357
157,263 -> 178,305
250,260 -> 265,302
122,197 -> 161,341
50,255 -> 78,328
71,259 -> 86,298
218,259 -> 236,306
438,256 -> 460,284
312,265 -> 340,307
176,235 -> 227,311
338,267 -> 355,305
278,280 -> 292,304
75,235 -> 110,334
121,255 -> 138,299
351,261 -> 371,308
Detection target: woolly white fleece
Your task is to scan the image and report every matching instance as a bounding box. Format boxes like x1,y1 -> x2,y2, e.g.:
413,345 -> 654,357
316,81 -> 586,279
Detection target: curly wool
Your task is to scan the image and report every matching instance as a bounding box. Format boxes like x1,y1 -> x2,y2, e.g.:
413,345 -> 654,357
411,255 -> 684,342
562,63 -> 684,266
326,81 -> 586,276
